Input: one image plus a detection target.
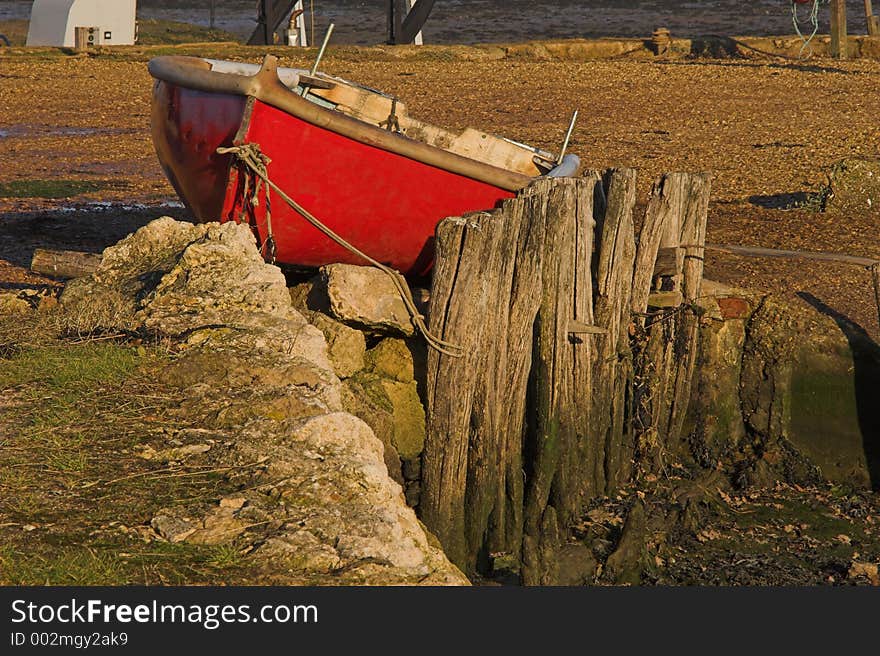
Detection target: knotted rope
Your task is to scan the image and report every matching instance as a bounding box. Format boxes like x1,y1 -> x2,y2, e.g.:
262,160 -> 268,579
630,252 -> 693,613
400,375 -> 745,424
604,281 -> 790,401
217,142 -> 462,357
219,143 -> 277,262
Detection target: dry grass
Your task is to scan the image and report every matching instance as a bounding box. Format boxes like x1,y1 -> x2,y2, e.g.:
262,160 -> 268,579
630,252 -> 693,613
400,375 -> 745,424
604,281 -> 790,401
0,313 -> 264,585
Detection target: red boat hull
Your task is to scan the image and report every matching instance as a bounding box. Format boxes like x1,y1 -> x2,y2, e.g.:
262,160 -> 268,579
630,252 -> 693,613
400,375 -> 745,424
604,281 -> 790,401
152,80 -> 516,276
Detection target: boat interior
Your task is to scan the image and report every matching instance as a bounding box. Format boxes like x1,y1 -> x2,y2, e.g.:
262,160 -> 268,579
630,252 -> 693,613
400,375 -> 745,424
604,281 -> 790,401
204,59 -> 568,177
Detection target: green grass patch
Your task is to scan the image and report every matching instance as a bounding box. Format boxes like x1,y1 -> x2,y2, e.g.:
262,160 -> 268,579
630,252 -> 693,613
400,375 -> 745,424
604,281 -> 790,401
0,342 -> 140,390
0,179 -> 113,199
0,541 -> 253,586
0,546 -> 128,585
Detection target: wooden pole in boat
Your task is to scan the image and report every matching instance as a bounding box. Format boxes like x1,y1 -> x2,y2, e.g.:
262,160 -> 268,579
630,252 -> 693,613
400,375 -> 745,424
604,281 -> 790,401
830,0 -> 848,58
300,23 -> 334,97
310,22 -> 334,76
557,110 -> 578,165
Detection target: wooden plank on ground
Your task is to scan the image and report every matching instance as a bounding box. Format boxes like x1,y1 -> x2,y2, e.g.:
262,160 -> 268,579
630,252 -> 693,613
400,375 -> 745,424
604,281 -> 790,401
31,249 -> 101,279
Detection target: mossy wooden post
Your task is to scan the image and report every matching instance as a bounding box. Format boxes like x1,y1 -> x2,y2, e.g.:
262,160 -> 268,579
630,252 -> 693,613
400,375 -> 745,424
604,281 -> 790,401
632,174 -> 688,463
665,173 -> 712,444
420,211 -> 507,570
423,176 -> 602,575
631,174 -> 683,470
484,190 -> 556,559
632,176 -> 680,323
521,176 -> 601,584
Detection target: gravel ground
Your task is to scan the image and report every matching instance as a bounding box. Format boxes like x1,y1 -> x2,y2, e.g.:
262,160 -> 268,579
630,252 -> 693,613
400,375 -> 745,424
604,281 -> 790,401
1,47 -> 879,335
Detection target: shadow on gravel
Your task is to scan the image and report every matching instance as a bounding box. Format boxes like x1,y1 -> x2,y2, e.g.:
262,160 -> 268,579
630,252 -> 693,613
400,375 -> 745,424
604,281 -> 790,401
0,205 -> 192,271
747,191 -> 812,209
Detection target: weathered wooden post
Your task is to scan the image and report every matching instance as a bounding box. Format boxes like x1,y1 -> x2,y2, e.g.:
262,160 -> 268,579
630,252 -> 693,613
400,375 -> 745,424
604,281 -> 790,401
630,173 -> 711,469
420,191 -> 546,571
209,0 -> 216,29
421,177 -> 604,574
521,175 -> 605,584
865,0 -> 880,36
831,0 -> 848,58
421,170 -> 711,581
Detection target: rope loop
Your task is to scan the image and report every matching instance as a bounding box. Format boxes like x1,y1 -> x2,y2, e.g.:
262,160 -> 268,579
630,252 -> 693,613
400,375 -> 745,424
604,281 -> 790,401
217,143 -> 462,357
791,0 -> 826,59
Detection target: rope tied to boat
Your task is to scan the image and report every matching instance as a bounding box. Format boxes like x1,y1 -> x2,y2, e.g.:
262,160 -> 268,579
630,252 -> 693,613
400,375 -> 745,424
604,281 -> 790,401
219,143 -> 277,263
217,142 -> 462,358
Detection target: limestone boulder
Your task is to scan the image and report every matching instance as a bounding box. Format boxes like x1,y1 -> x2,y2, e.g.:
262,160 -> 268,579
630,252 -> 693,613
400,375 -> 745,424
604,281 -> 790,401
366,337 -> 416,383
343,372 -> 426,470
218,413 -> 467,584
343,374 -> 401,484
59,217 -> 465,585
323,264 -> 416,336
60,217 -> 332,372
306,312 -> 366,379
158,347 -> 342,425
288,275 -> 328,314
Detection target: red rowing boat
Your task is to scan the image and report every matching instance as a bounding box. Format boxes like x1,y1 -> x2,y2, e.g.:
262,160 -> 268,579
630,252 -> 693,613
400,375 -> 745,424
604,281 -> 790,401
148,55 -> 579,276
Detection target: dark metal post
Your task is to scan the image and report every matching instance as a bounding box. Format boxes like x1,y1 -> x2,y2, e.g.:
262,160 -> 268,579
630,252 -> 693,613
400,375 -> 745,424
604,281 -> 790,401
387,0 -> 394,43
388,0 -> 405,44
210,0 -> 216,29
388,0 -> 436,45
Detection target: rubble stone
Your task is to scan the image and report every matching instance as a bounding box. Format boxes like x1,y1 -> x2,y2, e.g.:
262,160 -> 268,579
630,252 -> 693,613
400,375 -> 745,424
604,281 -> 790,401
323,263 -> 416,336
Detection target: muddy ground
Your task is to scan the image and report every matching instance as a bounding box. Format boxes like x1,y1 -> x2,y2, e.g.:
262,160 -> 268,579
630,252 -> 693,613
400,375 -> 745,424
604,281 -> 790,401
1,39 -> 880,585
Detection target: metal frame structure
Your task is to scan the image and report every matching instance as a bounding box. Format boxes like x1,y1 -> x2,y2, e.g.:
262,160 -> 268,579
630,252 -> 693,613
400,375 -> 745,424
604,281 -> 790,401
387,0 -> 436,45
